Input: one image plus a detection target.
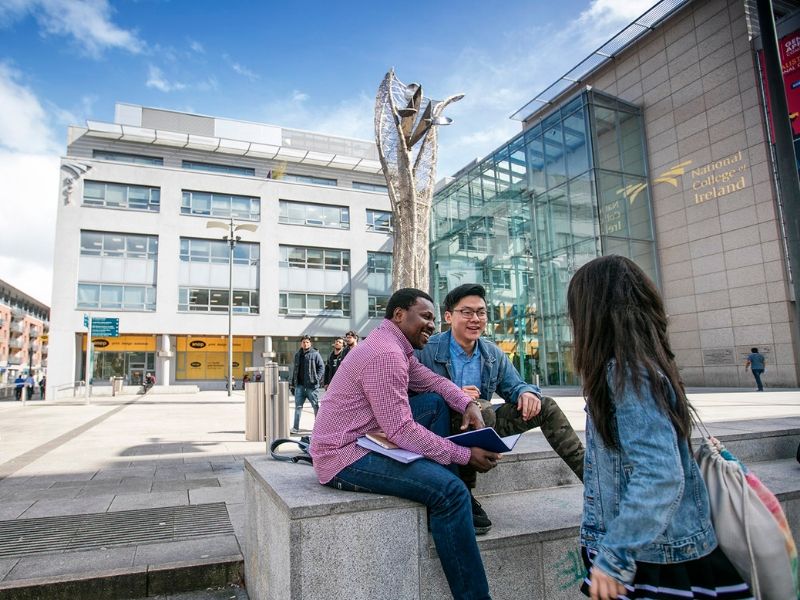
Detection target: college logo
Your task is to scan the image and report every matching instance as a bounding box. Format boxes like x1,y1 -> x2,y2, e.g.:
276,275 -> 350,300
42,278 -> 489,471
189,340 -> 207,349
93,339 -> 110,348
617,160 -> 693,204
190,361 -> 202,368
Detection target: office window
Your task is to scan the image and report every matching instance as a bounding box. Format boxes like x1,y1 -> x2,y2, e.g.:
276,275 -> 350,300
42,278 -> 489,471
353,181 -> 388,193
368,295 -> 389,318
279,292 -> 350,317
93,150 -> 164,166
77,284 -> 156,311
180,238 -> 259,265
367,252 -> 392,274
182,160 -> 255,177
279,246 -> 349,271
489,269 -> 512,290
80,231 -> 158,259
181,190 -> 260,221
366,209 -> 393,232
83,180 -> 160,212
281,173 -> 337,186
279,200 -> 350,229
178,287 -> 259,314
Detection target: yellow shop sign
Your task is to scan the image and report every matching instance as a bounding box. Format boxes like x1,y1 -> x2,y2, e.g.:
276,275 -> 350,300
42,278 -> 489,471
176,336 -> 253,352
83,334 -> 157,352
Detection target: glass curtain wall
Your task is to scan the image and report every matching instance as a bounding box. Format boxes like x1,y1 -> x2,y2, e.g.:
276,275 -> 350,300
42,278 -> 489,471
431,90 -> 656,386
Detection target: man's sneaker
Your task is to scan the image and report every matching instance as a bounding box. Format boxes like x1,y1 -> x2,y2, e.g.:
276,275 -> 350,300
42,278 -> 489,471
470,493 -> 492,535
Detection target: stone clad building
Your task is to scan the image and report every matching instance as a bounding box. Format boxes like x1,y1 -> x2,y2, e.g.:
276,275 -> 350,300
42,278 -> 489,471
432,0 -> 800,387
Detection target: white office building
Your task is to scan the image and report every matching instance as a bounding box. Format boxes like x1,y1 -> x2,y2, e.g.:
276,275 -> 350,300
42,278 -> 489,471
48,103 -> 393,394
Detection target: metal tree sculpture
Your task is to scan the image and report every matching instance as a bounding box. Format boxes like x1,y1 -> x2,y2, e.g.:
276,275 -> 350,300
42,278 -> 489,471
375,69 -> 463,291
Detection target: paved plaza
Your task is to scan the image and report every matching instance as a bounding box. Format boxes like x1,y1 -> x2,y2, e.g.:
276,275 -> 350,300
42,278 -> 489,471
0,385 -> 798,598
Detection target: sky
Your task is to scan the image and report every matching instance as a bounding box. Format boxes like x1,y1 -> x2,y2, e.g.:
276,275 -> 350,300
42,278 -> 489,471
0,0 -> 660,305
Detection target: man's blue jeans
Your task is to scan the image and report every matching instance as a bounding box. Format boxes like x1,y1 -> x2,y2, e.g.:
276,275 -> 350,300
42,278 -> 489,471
325,392 -> 491,600
293,385 -> 320,429
752,369 -> 764,391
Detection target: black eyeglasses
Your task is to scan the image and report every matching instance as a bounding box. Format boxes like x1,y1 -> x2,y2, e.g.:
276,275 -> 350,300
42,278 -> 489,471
451,308 -> 488,319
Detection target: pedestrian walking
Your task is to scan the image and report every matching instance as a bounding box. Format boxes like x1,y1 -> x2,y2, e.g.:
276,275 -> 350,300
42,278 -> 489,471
290,335 -> 324,434
323,337 -> 346,389
567,255 -> 751,600
14,374 -> 24,400
39,375 -> 46,398
744,347 -> 766,391
24,373 -> 35,400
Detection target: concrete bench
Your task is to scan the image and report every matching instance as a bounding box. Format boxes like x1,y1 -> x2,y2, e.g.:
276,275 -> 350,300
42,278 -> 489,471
243,419 -> 800,600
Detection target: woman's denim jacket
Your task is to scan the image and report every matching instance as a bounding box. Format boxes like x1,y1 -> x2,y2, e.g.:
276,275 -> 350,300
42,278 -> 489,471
581,361 -> 717,584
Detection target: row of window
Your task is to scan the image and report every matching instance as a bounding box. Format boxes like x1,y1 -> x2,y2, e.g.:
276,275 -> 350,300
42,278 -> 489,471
82,181 -> 393,231
76,286 -> 389,317
90,150 -> 388,191
79,232 -> 389,275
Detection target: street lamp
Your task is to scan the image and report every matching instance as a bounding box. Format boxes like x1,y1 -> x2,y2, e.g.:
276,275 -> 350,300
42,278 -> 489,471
207,218 -> 258,397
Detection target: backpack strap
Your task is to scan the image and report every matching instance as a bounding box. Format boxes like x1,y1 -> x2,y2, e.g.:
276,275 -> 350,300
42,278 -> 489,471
269,438 -> 313,465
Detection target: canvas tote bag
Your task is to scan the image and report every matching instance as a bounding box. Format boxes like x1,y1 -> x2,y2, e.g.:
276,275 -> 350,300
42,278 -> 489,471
696,437 -> 796,599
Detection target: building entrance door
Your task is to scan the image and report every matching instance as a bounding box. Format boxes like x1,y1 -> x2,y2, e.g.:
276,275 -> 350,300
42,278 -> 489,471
128,360 -> 146,386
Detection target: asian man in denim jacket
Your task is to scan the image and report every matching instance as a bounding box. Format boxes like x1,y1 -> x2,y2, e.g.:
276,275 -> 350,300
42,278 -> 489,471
416,283 -> 584,534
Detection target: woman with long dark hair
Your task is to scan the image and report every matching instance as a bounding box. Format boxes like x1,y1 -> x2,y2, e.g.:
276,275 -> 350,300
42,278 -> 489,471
567,255 -> 752,600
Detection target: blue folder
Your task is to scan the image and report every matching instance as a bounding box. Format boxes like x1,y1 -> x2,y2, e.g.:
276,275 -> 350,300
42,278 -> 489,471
446,428 -> 521,453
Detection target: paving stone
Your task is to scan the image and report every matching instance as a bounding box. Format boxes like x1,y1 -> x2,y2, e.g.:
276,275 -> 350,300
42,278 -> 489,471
109,491 -> 189,512
152,478 -> 219,493
19,495 -> 115,518
189,485 -> 243,505
0,557 -> 19,580
0,500 -> 35,521
4,546 -> 136,580
132,535 -> 241,566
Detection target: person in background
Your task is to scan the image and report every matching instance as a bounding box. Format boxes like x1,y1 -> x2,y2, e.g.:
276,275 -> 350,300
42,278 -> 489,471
39,375 -> 46,399
341,330 -> 359,360
14,374 -> 24,400
310,288 -> 497,600
144,372 -> 156,391
290,335 -> 324,434
567,255 -> 750,600
417,283 -> 584,535
744,347 -> 766,391
324,337 -> 346,389
24,373 -> 35,400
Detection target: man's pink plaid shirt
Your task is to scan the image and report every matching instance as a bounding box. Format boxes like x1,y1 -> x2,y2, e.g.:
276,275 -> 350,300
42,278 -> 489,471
310,319 -> 473,484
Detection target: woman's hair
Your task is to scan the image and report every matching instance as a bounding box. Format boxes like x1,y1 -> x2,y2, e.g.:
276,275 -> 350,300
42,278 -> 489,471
567,255 -> 694,448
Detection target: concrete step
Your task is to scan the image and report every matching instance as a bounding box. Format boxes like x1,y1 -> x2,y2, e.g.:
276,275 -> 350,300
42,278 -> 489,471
243,417 -> 800,600
0,503 -> 243,599
474,417 -> 800,495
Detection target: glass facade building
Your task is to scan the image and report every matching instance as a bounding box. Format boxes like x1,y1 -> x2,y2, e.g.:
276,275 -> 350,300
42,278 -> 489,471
431,90 -> 657,385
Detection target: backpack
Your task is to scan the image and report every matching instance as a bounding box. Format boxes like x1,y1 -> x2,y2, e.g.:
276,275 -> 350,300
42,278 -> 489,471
696,437 -> 798,599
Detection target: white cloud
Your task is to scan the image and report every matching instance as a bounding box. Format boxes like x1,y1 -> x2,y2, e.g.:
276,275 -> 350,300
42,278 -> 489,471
260,90 -> 373,141
188,39 -> 204,54
232,62 -> 259,82
0,0 -> 144,57
579,0 -> 659,28
0,62 -> 58,153
0,151 -> 59,305
0,64 -> 60,304
146,65 -> 186,92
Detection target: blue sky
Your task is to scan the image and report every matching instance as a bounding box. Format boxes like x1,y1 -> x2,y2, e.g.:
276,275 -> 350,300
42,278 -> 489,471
0,0 -> 659,303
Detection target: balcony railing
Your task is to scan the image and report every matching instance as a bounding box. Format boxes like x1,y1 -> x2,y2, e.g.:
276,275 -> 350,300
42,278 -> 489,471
8,338 -> 23,349
8,356 -> 22,365
29,328 -> 39,338
9,322 -> 24,335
